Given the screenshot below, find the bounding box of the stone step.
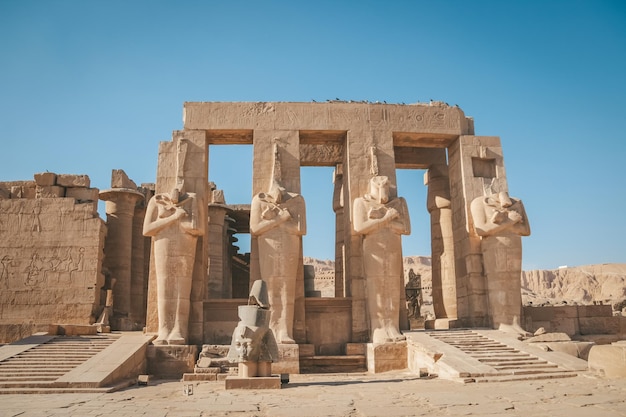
[471,371,578,383]
[0,378,133,394]
[2,358,84,367]
[459,347,516,352]
[13,354,96,359]
[0,372,65,381]
[0,376,59,382]
[0,386,114,394]
[480,360,549,367]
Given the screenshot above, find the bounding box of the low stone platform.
[225,375,282,390]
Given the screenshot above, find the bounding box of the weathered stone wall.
[0,173,106,343]
[523,305,625,337]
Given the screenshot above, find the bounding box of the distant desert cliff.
[304,256,626,320]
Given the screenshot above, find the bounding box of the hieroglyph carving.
[353,176,411,343]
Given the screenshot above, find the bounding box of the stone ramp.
[407,329,588,383]
[0,332,154,393]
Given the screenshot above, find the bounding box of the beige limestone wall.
[0,173,105,343]
[523,305,621,336]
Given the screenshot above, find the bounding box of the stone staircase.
[424,329,579,383]
[0,333,153,394]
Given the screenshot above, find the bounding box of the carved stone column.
[332,164,345,297]
[100,188,144,330]
[425,164,457,327]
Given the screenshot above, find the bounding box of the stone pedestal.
[147,345,198,379]
[271,344,300,374]
[425,318,460,330]
[366,341,407,373]
[99,188,144,331]
[225,376,281,389]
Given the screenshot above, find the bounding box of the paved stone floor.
[2,371,626,417]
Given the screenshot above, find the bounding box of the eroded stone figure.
[470,191,530,331]
[143,186,202,345]
[227,280,279,377]
[250,180,306,344]
[353,176,411,344]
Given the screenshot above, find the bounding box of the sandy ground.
[2,370,626,417]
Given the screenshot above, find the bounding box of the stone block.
[50,324,98,336]
[579,317,620,335]
[577,304,613,318]
[147,345,199,378]
[298,344,315,357]
[552,306,578,319]
[36,185,65,198]
[346,343,366,356]
[111,169,137,189]
[224,376,281,389]
[56,174,90,188]
[34,172,57,186]
[65,187,100,202]
[526,332,571,343]
[538,341,594,361]
[588,344,626,378]
[366,341,407,373]
[523,306,555,322]
[22,185,36,199]
[550,318,578,336]
[271,344,299,374]
[182,373,217,382]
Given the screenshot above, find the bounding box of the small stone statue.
[353,175,411,344]
[227,280,279,378]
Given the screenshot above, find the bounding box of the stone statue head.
[268,181,286,204]
[368,176,392,204]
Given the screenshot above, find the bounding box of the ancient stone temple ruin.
[2,101,623,389]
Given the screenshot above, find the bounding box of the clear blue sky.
[1,1,624,270]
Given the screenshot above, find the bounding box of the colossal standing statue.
[353,175,411,344]
[143,139,203,345]
[470,191,530,330]
[250,144,306,344]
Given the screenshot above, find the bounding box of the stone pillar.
[332,164,345,297]
[425,164,458,327]
[448,135,508,328]
[207,204,229,298]
[251,129,306,343]
[100,188,144,330]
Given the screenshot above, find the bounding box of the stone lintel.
[183,102,469,136]
[394,147,447,169]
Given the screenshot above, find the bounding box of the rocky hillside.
[522,263,626,307]
[303,257,626,318]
